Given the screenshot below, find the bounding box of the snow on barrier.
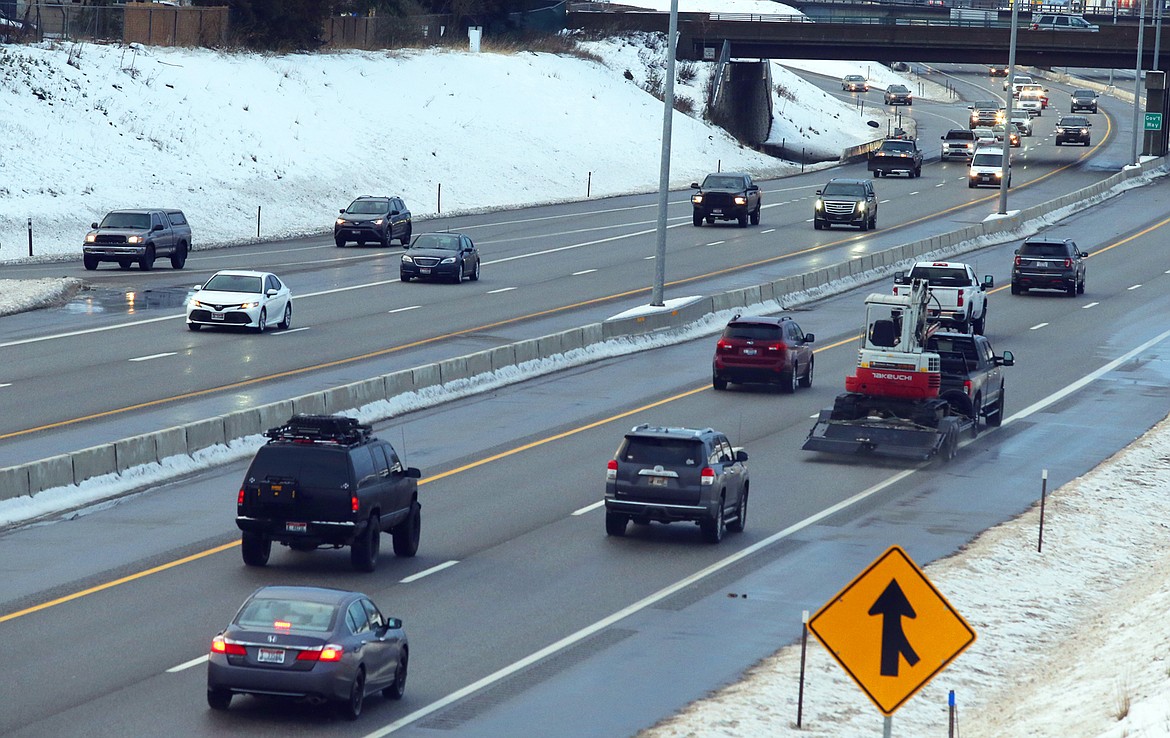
[1,154,1167,504]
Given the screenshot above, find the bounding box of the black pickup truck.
[235,415,422,572]
[929,332,1014,432]
[869,138,923,178]
[690,172,762,227]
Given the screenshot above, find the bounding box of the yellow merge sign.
[808,545,975,716]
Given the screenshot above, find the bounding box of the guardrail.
[4,154,1166,504]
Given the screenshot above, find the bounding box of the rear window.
[247,445,350,488]
[1019,242,1069,257]
[619,437,702,467]
[722,323,782,341]
[236,597,338,633]
[908,267,969,286]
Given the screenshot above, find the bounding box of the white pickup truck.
[893,261,994,334]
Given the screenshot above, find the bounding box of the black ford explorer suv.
[814,177,878,231]
[604,424,749,544]
[236,415,422,572]
[1055,115,1092,146]
[1011,236,1088,295]
[83,208,191,271]
[690,172,761,227]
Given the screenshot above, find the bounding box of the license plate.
[420,268,431,274]
[211,312,225,321]
[712,209,723,215]
[742,348,758,356]
[285,521,307,533]
[648,477,668,487]
[257,648,286,664]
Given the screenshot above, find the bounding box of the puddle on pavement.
[61,286,194,315]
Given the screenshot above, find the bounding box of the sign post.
[808,545,976,717]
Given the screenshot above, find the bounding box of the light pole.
[650,0,680,307]
[998,0,1022,214]
[1133,0,1148,165]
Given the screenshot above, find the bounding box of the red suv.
[712,316,815,393]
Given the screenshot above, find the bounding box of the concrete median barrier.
[29,454,73,495]
[116,434,158,473]
[73,444,116,485]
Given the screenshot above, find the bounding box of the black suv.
[1011,236,1088,295]
[236,415,422,572]
[1070,89,1098,113]
[884,84,913,105]
[335,196,412,248]
[604,425,749,543]
[814,178,878,231]
[1055,116,1092,146]
[712,315,814,392]
[690,172,762,227]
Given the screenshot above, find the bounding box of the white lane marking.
[935,183,945,187]
[1164,269,1170,274]
[810,413,819,419]
[805,218,814,223]
[1082,302,1099,309]
[167,654,208,673]
[760,228,776,234]
[487,287,517,294]
[572,269,597,276]
[1128,284,1142,290]
[272,327,310,335]
[708,241,725,246]
[879,199,891,204]
[644,255,655,260]
[367,326,1170,738]
[572,500,604,516]
[0,383,10,388]
[129,352,176,362]
[399,560,459,583]
[1030,322,1049,330]
[388,305,421,314]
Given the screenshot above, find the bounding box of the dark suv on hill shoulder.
[1011,236,1088,295]
[712,315,815,393]
[814,177,878,231]
[1070,89,1099,113]
[335,196,412,248]
[604,424,749,544]
[236,415,422,572]
[690,172,762,227]
[1055,116,1092,145]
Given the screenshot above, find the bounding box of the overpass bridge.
[568,9,1153,68]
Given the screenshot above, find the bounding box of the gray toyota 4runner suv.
[604,424,749,543]
[84,208,191,271]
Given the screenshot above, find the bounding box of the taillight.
[351,496,359,513]
[237,488,245,505]
[1064,258,1072,268]
[211,636,247,656]
[700,467,715,486]
[956,291,964,307]
[1014,256,1021,266]
[606,459,618,481]
[716,339,732,353]
[964,379,973,397]
[297,645,344,662]
[767,342,788,353]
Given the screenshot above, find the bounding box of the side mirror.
[998,350,1015,367]
[91,222,99,229]
[815,190,822,196]
[339,208,345,214]
[1079,251,1088,258]
[1014,248,1020,255]
[193,284,203,290]
[405,467,422,479]
[389,209,399,215]
[385,617,403,630]
[893,271,908,284]
[265,288,278,297]
[735,449,749,463]
[941,135,947,140]
[690,182,700,190]
[749,184,759,192]
[982,275,995,289]
[804,333,815,343]
[152,223,164,232]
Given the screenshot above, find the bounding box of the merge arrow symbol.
[868,578,920,676]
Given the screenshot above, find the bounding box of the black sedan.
[400,232,481,284]
[207,586,408,720]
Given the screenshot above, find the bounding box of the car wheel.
[813,219,824,230]
[139,245,155,271]
[350,516,380,572]
[1078,276,1086,294]
[1011,282,1021,295]
[968,181,975,188]
[278,302,292,330]
[693,213,703,227]
[860,217,869,232]
[914,166,922,178]
[254,308,267,334]
[1067,281,1078,297]
[452,262,464,285]
[339,668,365,721]
[335,238,346,248]
[170,242,188,269]
[987,387,1005,427]
[799,356,814,388]
[869,214,877,230]
[469,259,480,281]
[712,373,728,391]
[207,689,232,711]
[383,651,408,700]
[737,212,748,228]
[392,501,421,557]
[782,368,797,394]
[400,225,412,246]
[874,170,883,178]
[241,533,270,567]
[728,489,748,533]
[750,206,760,226]
[970,394,982,438]
[379,233,390,248]
[973,309,986,335]
[83,254,99,271]
[400,273,411,282]
[701,497,725,544]
[605,511,628,537]
[187,322,201,331]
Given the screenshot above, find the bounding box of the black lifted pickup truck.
[235,414,422,572]
[690,172,762,228]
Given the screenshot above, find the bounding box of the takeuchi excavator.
[802,278,979,461]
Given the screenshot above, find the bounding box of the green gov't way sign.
[1145,112,1163,131]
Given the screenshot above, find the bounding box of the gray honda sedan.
[207,585,408,720]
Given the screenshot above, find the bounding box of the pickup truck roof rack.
[264,414,372,447]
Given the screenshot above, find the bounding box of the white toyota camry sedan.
[187,270,292,333]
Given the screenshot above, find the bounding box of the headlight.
[1081,128,1088,134]
[815,199,823,211]
[127,235,143,244]
[242,301,260,309]
[691,194,703,205]
[857,202,866,212]
[440,257,456,265]
[373,218,384,225]
[734,196,747,206]
[994,172,1002,178]
[336,218,346,226]
[85,233,96,243]
[192,300,204,309]
[401,254,414,264]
